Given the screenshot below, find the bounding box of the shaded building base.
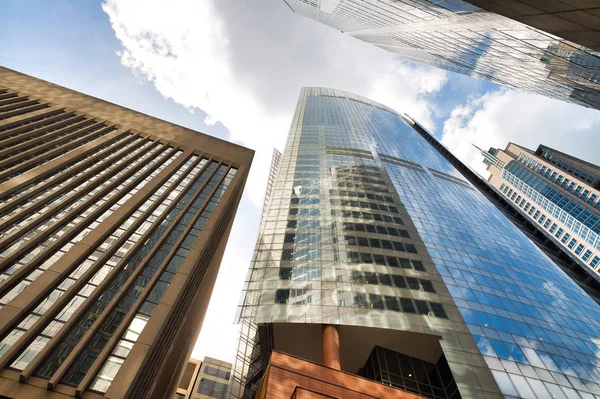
[255,351,424,399]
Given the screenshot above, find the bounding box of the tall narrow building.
[0,67,253,399]
[479,143,600,278]
[282,0,600,110]
[232,88,600,399]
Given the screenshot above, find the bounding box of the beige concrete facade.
[484,142,600,277]
[0,67,253,399]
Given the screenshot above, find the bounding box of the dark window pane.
[392,275,406,288]
[275,289,289,304]
[364,272,378,284]
[400,298,415,313]
[415,300,430,315]
[406,277,420,290]
[420,280,435,293]
[385,296,400,311]
[430,303,447,318]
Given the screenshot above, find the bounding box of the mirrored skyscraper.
[282,0,600,110]
[232,88,600,399]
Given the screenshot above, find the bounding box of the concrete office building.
[0,67,253,399]
[231,88,600,399]
[174,356,233,399]
[479,142,600,278]
[282,0,600,110]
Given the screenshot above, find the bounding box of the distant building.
[0,67,253,399]
[174,357,232,399]
[283,0,600,110]
[480,142,600,277]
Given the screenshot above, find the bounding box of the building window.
[582,250,592,262]
[204,365,231,381]
[197,379,228,399]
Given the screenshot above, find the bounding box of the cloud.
[101,0,447,365]
[441,88,600,178]
[101,0,448,207]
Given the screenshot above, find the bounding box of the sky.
[1,0,599,364]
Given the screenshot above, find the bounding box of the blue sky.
[2,0,599,363]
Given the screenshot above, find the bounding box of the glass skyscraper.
[282,0,600,111]
[233,88,600,399]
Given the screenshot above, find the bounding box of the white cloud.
[441,88,600,178]
[100,0,446,365]
[101,0,447,206]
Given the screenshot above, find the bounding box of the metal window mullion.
[0,150,192,372]
[0,118,103,171]
[0,102,50,121]
[0,108,67,138]
[0,135,149,251]
[0,122,117,183]
[83,165,233,395]
[0,114,84,158]
[40,156,214,388]
[0,139,161,265]
[0,134,138,218]
[0,145,178,299]
[0,134,145,235]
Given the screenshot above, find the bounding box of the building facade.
[232,87,600,399]
[174,356,232,399]
[282,0,600,110]
[0,67,253,399]
[480,142,600,279]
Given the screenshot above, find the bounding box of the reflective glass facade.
[283,0,600,110]
[235,88,600,399]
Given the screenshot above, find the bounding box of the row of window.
[329,189,394,203]
[0,111,78,152]
[330,199,399,213]
[0,106,64,134]
[0,120,116,185]
[501,183,599,269]
[347,251,424,270]
[0,134,135,221]
[0,140,161,260]
[88,166,236,393]
[0,147,180,309]
[538,151,597,185]
[0,152,191,370]
[0,96,46,121]
[502,165,599,250]
[518,152,598,206]
[36,160,219,382]
[345,236,418,254]
[274,288,447,318]
[336,210,404,225]
[335,181,391,194]
[1,116,93,162]
[342,222,410,238]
